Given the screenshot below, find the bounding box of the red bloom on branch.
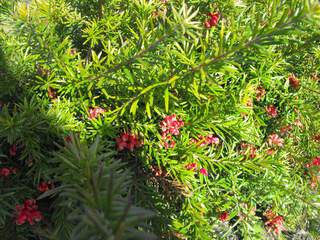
[312,156,320,166]
[206,135,220,145]
[160,114,184,136]
[265,105,278,118]
[160,114,184,149]
[0,168,10,177]
[116,132,141,151]
[199,168,208,176]
[268,133,284,147]
[185,163,197,171]
[266,148,275,155]
[264,210,285,235]
[88,107,106,120]
[9,144,17,157]
[64,135,72,143]
[38,181,54,193]
[161,134,176,149]
[191,134,219,147]
[204,12,220,28]
[15,199,43,225]
[219,211,229,222]
[288,74,300,89]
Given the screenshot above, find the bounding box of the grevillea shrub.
[0,0,320,239]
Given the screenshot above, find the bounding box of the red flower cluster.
[313,156,320,166]
[64,135,72,143]
[199,168,208,176]
[160,114,184,149]
[88,107,106,120]
[306,156,320,168]
[240,143,257,159]
[265,105,278,118]
[204,12,220,28]
[191,134,219,147]
[38,181,54,193]
[116,132,141,151]
[160,114,184,136]
[256,86,266,101]
[9,144,17,156]
[0,167,17,177]
[288,74,300,89]
[266,148,275,156]
[16,199,43,225]
[185,162,197,171]
[185,163,208,176]
[264,210,285,235]
[218,211,229,222]
[268,133,284,147]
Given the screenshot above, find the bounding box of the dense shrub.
[0,0,320,239]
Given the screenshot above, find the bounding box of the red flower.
[256,86,266,101]
[38,181,53,193]
[88,107,106,120]
[312,156,320,166]
[185,163,197,171]
[268,133,284,147]
[16,199,43,225]
[264,210,285,235]
[0,168,10,177]
[160,114,184,136]
[206,135,220,145]
[9,144,17,157]
[64,135,72,143]
[199,168,208,176]
[266,148,275,155]
[116,132,141,151]
[218,211,229,222]
[288,74,300,89]
[163,139,176,149]
[265,105,278,118]
[191,134,219,147]
[160,115,184,149]
[265,215,285,235]
[204,12,220,28]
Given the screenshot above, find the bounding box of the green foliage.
[39,136,156,240]
[0,0,319,239]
